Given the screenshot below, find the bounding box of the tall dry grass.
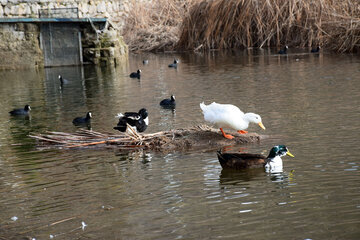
[123,0,359,53]
[177,0,360,52]
[122,0,197,52]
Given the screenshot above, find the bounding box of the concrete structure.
[0,0,130,30]
[0,1,130,69]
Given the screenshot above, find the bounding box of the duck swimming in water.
[114,108,149,133]
[200,102,265,139]
[72,112,92,125]
[217,145,294,172]
[9,105,31,116]
[168,59,179,68]
[278,45,288,54]
[311,46,321,53]
[130,69,141,79]
[160,95,176,108]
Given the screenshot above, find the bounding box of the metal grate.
[39,8,79,18]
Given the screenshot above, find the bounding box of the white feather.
[144,117,149,125]
[265,156,283,173]
[127,115,140,121]
[116,113,124,118]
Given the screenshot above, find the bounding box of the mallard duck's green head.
[267,145,294,159]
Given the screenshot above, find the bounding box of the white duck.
[200,102,265,139]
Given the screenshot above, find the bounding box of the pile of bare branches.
[122,0,198,52]
[28,125,219,150]
[29,128,167,149]
[177,0,360,52]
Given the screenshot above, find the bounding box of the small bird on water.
[130,69,141,79]
[168,59,179,68]
[278,45,288,54]
[72,112,92,125]
[9,105,31,116]
[160,95,176,108]
[311,46,321,53]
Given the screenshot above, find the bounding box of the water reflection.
[219,168,265,185]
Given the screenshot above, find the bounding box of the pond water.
[0,50,359,239]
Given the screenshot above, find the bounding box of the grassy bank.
[123,0,360,53]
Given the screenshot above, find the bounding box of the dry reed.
[177,0,360,52]
[28,125,216,149]
[122,0,197,52]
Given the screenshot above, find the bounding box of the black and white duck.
[217,145,294,172]
[311,46,321,53]
[160,95,176,108]
[278,45,288,54]
[9,105,31,116]
[114,108,149,133]
[168,59,179,68]
[130,69,141,79]
[72,112,92,125]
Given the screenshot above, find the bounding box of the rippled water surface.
[0,50,360,239]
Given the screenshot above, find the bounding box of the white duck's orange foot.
[237,130,248,134]
[220,128,235,139]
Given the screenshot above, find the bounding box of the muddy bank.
[30,125,266,152]
[138,126,264,151]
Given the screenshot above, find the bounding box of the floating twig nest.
[29,124,265,151]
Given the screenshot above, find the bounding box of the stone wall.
[0,0,131,68]
[0,0,131,30]
[0,23,44,69]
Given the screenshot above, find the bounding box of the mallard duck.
[278,45,288,54]
[130,69,141,79]
[72,112,92,125]
[168,59,179,68]
[9,105,31,116]
[311,46,321,53]
[217,145,294,172]
[200,102,265,139]
[160,95,176,108]
[114,108,148,133]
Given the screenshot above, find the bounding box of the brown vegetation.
[178,0,360,52]
[123,0,360,53]
[122,0,197,52]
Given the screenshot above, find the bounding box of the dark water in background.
[0,50,359,239]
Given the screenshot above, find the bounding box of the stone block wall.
[0,0,132,68]
[0,23,43,69]
[0,0,131,30]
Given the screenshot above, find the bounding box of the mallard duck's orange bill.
[286,151,295,157]
[258,122,266,130]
